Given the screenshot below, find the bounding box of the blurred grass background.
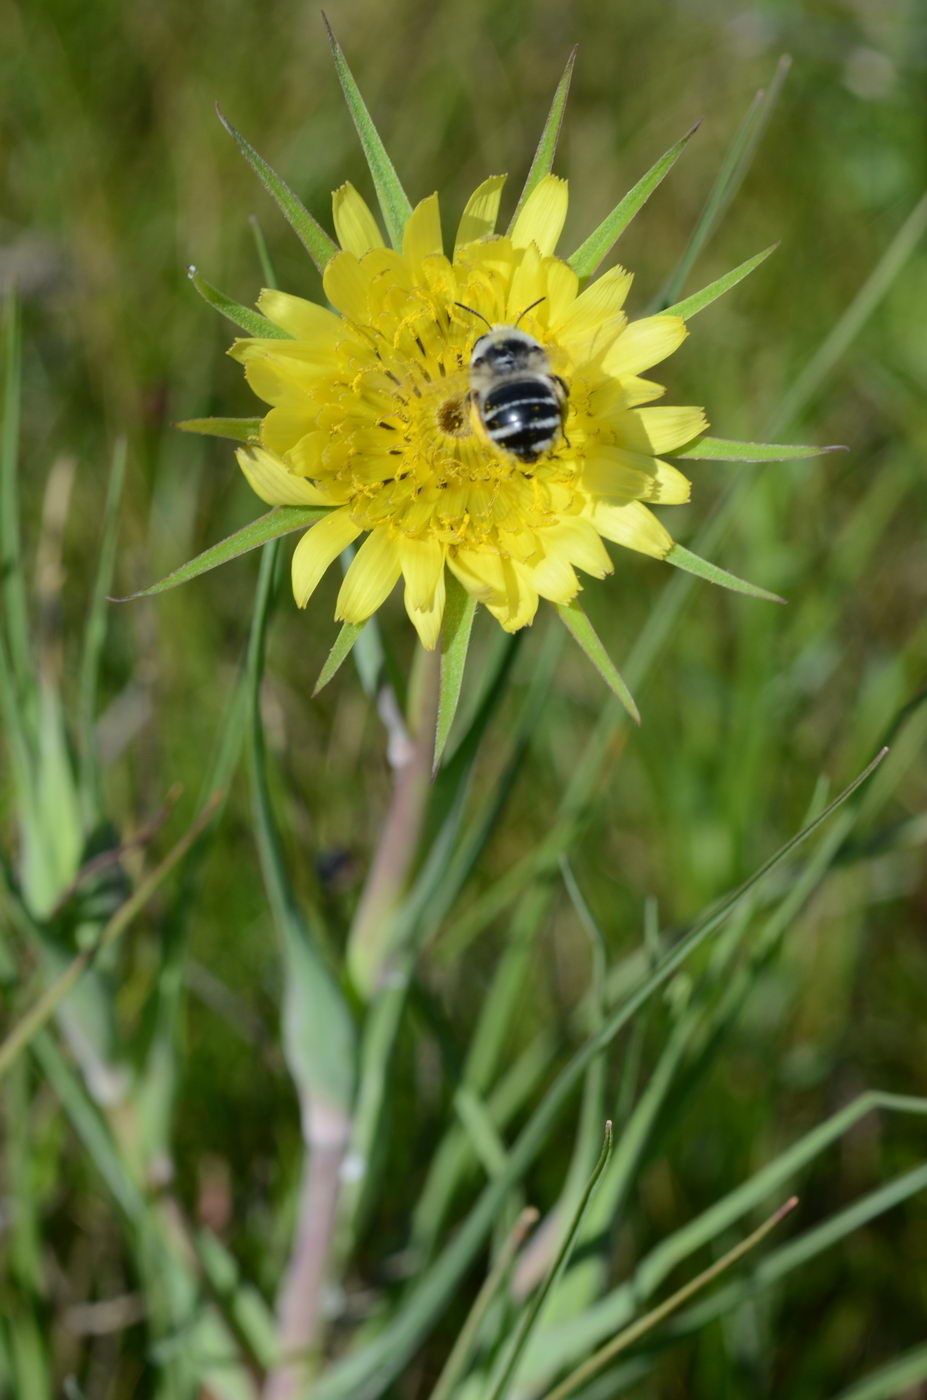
[1,0,926,1396]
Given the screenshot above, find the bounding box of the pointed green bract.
[568,123,700,280]
[323,16,412,249]
[508,46,577,230]
[665,543,785,603]
[556,601,640,724]
[114,506,328,600]
[217,107,338,272]
[177,416,262,442]
[679,436,842,462]
[434,577,477,771]
[187,267,289,338]
[662,244,777,318]
[314,620,369,696]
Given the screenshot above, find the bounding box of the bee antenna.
[454,301,493,331]
[515,297,546,327]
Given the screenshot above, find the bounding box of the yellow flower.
[230,175,706,649]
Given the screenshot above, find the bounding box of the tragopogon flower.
[230,176,706,649]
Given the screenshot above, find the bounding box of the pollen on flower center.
[436,393,470,438]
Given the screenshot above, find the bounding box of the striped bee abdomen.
[481,379,563,463]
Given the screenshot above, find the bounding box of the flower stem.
[346,645,441,998]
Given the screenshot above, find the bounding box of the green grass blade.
[78,437,126,807]
[540,1199,797,1400]
[313,752,886,1400]
[679,436,842,463]
[664,543,785,603]
[430,1209,540,1400]
[187,266,290,337]
[557,600,640,722]
[831,1343,927,1400]
[434,576,477,772]
[114,506,327,600]
[568,123,700,280]
[217,107,338,271]
[486,1124,614,1400]
[314,620,369,695]
[658,55,791,307]
[0,798,221,1081]
[323,15,412,249]
[668,1163,927,1342]
[772,191,927,432]
[0,295,32,708]
[249,214,278,288]
[177,416,262,442]
[661,244,777,318]
[536,1089,927,1373]
[508,47,577,229]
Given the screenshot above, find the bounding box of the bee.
[457,299,568,464]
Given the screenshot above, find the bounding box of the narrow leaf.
[658,55,791,308]
[323,15,412,249]
[247,542,356,1114]
[556,601,640,724]
[434,576,477,771]
[187,266,289,337]
[508,47,577,229]
[568,123,700,280]
[311,750,887,1400]
[665,543,785,604]
[217,107,338,272]
[78,438,126,804]
[1,294,32,700]
[832,1342,927,1400]
[679,436,843,463]
[540,1198,798,1400]
[114,506,327,601]
[0,798,221,1081]
[177,416,262,442]
[314,620,369,695]
[662,244,777,318]
[249,214,278,288]
[772,190,927,434]
[487,1124,614,1400]
[430,1209,540,1400]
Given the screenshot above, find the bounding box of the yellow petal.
[403,553,447,650]
[256,289,343,342]
[332,182,385,256]
[236,446,331,506]
[543,257,579,326]
[335,527,402,622]
[454,175,507,254]
[589,500,673,559]
[526,549,579,605]
[447,548,507,604]
[618,405,708,455]
[262,403,318,456]
[510,175,569,256]
[323,251,370,322]
[582,446,691,504]
[403,193,444,264]
[558,264,633,338]
[484,561,539,630]
[291,509,362,608]
[601,314,687,378]
[399,536,445,611]
[541,517,613,578]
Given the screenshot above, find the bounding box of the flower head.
[231,175,705,648]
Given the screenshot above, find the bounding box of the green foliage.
[2,7,927,1400]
